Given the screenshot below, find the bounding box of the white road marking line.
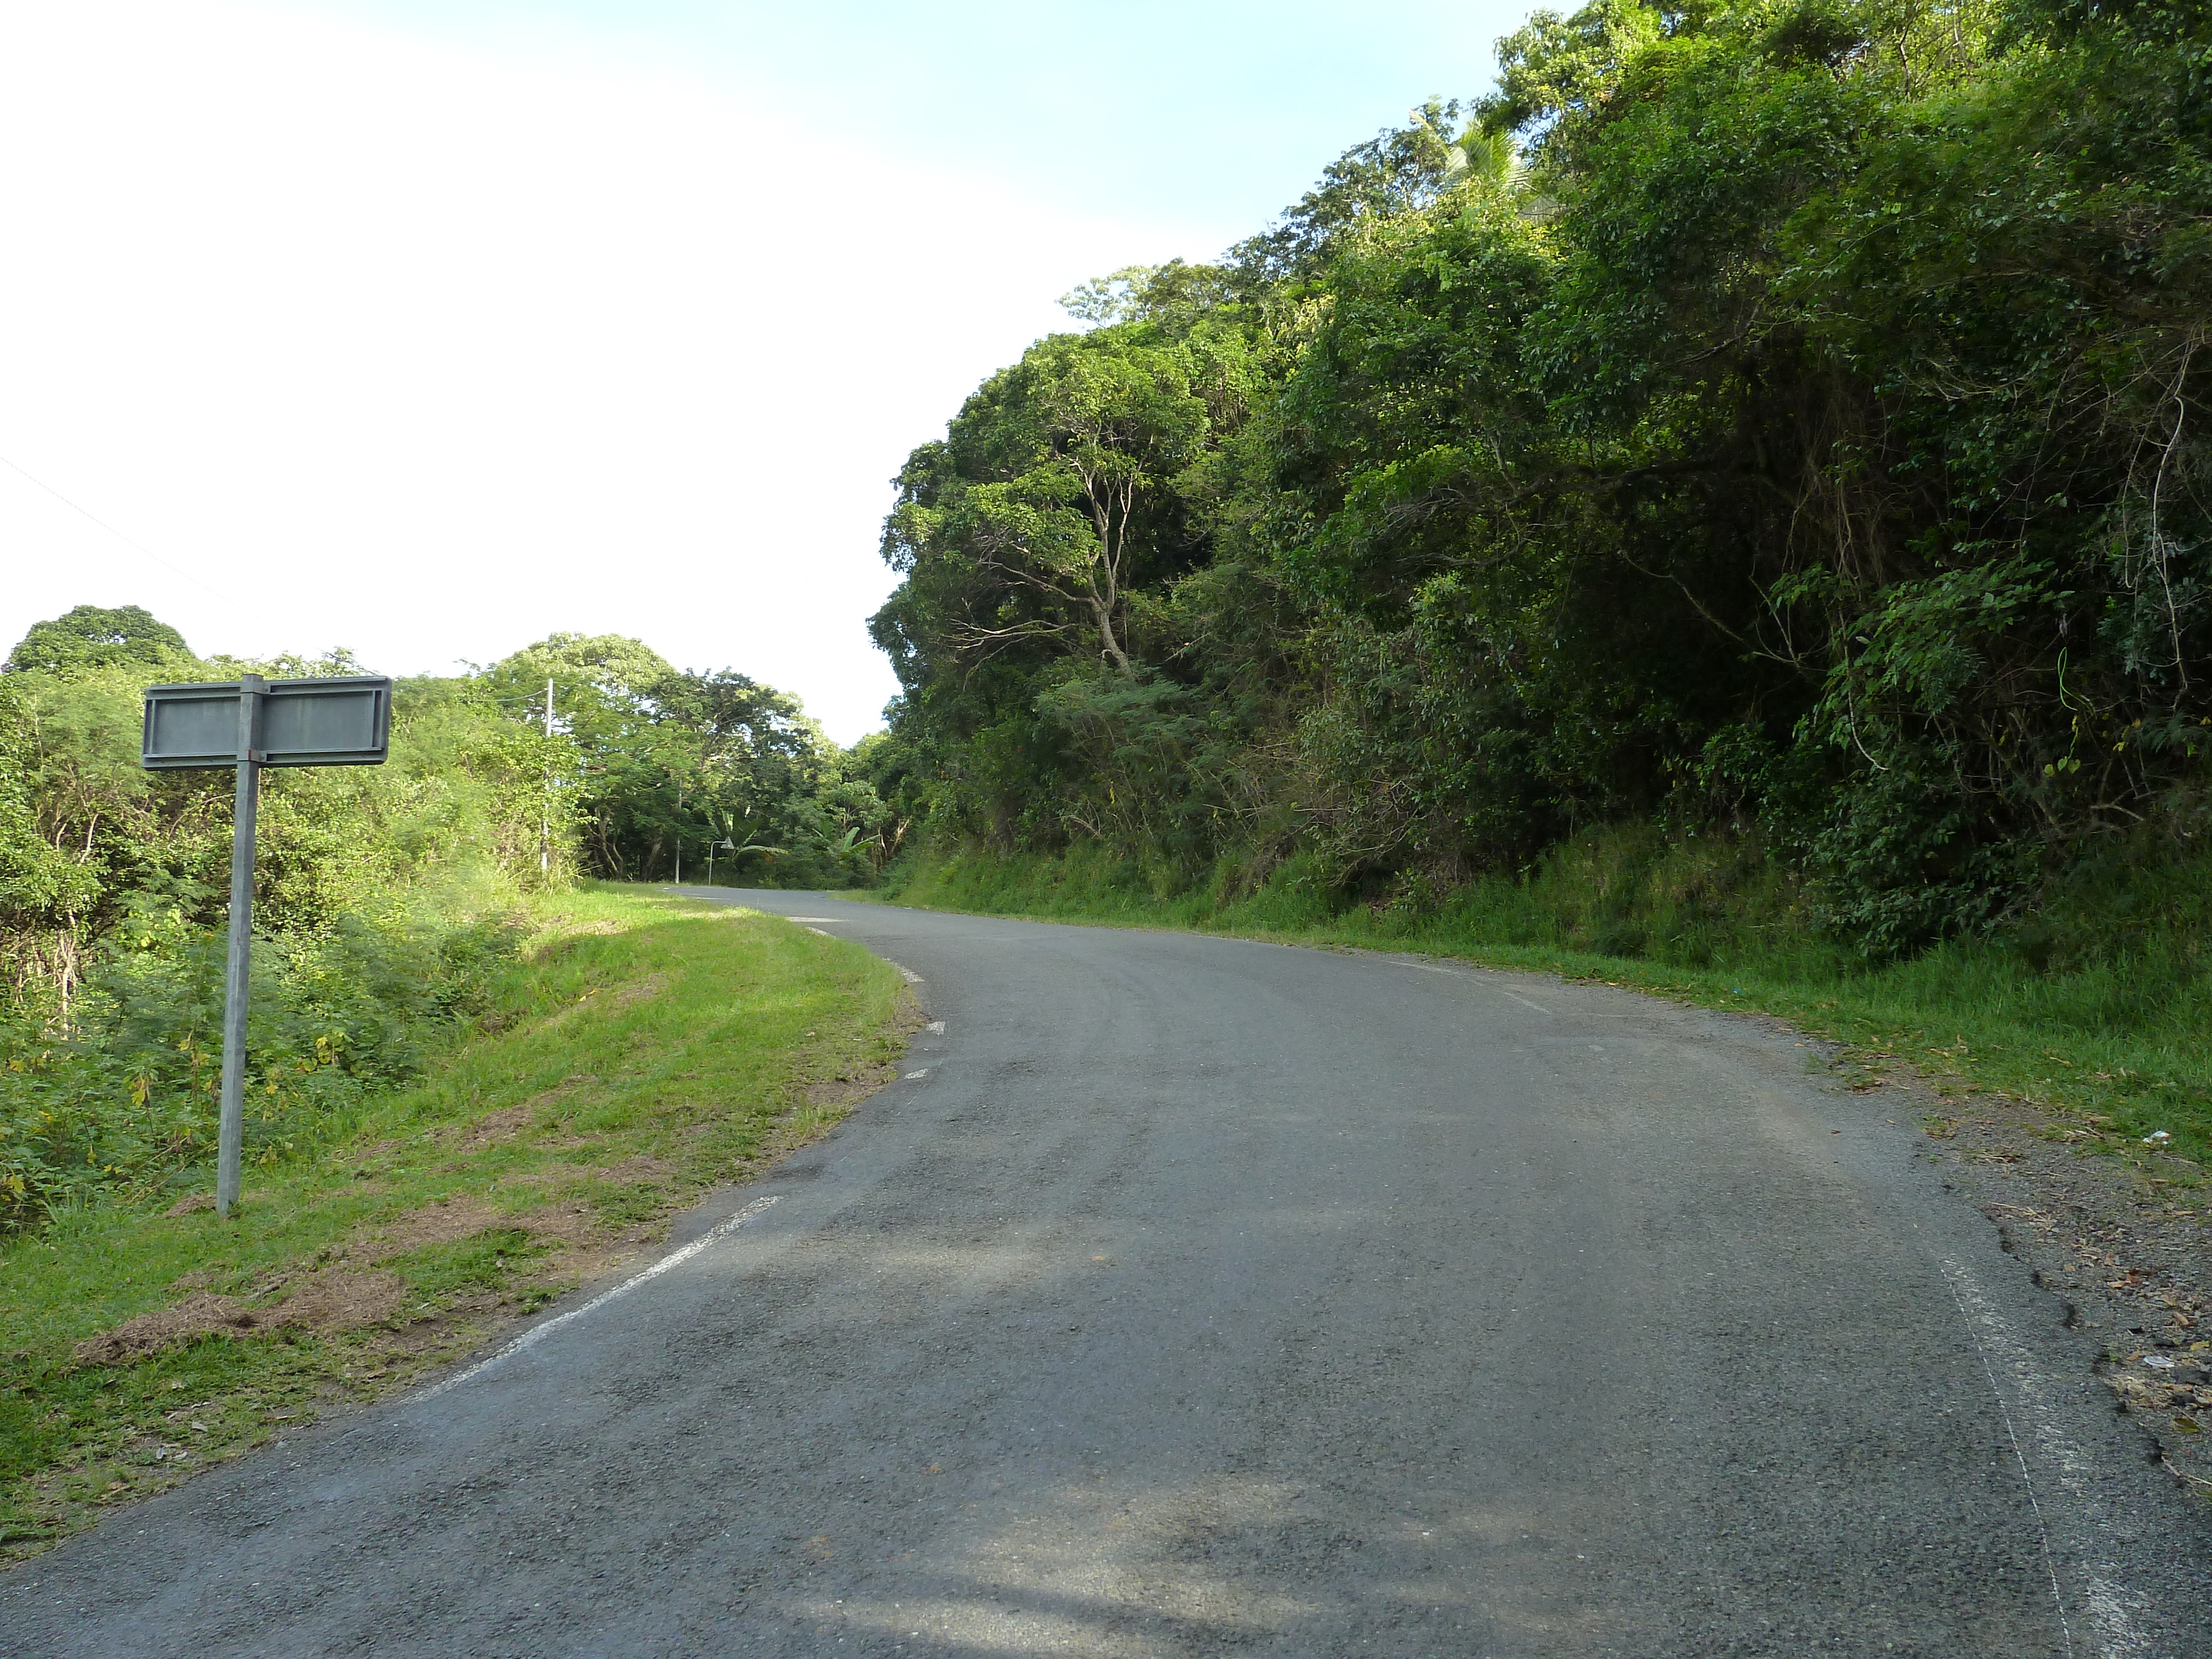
[904,1070,930,1080]
[411,1195,782,1401]
[806,927,833,937]
[1386,959,1553,1015]
[888,961,922,984]
[789,916,838,923]
[925,1021,946,1034]
[1939,1256,2157,1659]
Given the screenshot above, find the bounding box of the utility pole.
[540,677,554,880]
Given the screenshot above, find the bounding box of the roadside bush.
[0,900,524,1228]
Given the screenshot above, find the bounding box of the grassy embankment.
[0,884,910,1561]
[879,827,2212,1176]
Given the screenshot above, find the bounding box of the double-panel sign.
[140,671,394,1217]
[142,676,393,769]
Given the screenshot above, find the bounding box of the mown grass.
[877,829,2212,1178]
[0,883,910,1561]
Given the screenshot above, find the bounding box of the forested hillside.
[869,0,2212,962]
[0,605,886,1228]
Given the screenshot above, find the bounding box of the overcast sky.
[0,0,1526,742]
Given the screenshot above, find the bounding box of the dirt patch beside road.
[1911,1086,2212,1499]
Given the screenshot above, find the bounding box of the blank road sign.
[141,685,247,768]
[142,676,392,769]
[257,678,392,765]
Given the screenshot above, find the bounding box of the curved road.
[8,893,2208,1656]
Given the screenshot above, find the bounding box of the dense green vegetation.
[478,631,899,888]
[0,605,888,1230]
[869,0,2212,1053]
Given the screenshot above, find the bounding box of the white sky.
[0,1,1520,742]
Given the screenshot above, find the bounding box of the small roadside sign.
[142,674,394,1216]
[143,675,390,769]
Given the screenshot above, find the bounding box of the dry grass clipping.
[349,1194,503,1262]
[71,1270,406,1366]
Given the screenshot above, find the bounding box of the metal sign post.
[143,674,392,1216]
[217,676,264,1215]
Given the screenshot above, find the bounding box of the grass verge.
[875,833,2212,1183]
[0,883,912,1562]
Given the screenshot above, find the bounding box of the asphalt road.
[8,893,2209,1657]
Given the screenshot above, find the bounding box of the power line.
[0,451,220,597]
